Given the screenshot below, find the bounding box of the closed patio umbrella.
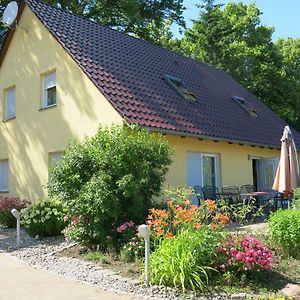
[273,126,300,200]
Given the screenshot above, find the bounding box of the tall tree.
[0,0,185,47]
[179,0,300,131]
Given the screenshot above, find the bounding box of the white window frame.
[42,71,56,108]
[187,152,220,189]
[4,86,16,120]
[0,159,9,192]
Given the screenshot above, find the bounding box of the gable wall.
[0,6,123,201]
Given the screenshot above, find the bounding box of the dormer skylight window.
[232,96,258,117]
[165,75,197,101]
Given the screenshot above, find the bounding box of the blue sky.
[175,0,300,40]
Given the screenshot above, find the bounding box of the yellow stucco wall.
[0,6,123,201]
[165,135,280,188]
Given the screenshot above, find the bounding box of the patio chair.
[240,184,256,194]
[202,185,220,201]
[222,185,240,204]
[193,186,204,206]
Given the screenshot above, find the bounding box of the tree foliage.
[178,0,300,131]
[49,126,171,248]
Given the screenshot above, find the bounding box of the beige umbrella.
[273,126,300,197]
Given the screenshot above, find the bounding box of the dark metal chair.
[222,185,240,204]
[193,186,204,206]
[202,185,220,201]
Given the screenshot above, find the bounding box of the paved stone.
[0,253,140,300]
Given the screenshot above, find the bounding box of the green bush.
[21,198,66,238]
[269,209,300,258]
[0,197,29,228]
[292,187,300,209]
[150,227,224,291]
[49,125,171,249]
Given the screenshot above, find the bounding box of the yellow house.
[0,0,299,202]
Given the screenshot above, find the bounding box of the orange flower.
[172,219,179,226]
[194,223,202,229]
[203,199,216,211]
[165,232,174,239]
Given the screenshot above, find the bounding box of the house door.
[253,157,279,191]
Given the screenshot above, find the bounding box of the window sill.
[2,117,16,123]
[0,190,9,193]
[39,104,57,111]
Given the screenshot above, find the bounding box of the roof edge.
[142,126,282,150]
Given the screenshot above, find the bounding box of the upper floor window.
[4,87,15,120]
[165,75,197,101]
[43,71,56,108]
[0,159,9,192]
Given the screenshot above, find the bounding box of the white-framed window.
[0,159,9,192]
[187,152,220,189]
[4,87,15,120]
[43,71,56,108]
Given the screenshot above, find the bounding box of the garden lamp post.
[11,209,20,247]
[138,224,150,287]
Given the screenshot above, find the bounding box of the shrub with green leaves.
[269,209,300,258]
[292,187,300,209]
[150,227,224,291]
[21,198,66,238]
[49,125,171,249]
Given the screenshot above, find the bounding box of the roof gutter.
[140,126,281,150]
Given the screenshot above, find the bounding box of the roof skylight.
[165,75,197,101]
[232,96,258,117]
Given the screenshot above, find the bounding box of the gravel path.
[0,228,263,300]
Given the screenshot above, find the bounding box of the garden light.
[11,208,20,247]
[138,224,150,287]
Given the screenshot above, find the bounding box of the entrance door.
[254,158,278,191]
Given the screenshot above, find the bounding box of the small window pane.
[0,160,9,192]
[43,72,56,107]
[5,88,15,119]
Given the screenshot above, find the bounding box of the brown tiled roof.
[5,0,300,148]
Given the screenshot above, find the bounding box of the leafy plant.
[215,235,272,275]
[150,227,223,291]
[292,187,300,209]
[21,198,66,238]
[0,197,29,228]
[147,198,229,240]
[49,125,171,249]
[269,209,300,258]
[218,197,265,225]
[120,236,144,262]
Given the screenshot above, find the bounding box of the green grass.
[82,251,111,264]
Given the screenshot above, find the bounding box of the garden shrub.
[292,187,300,209]
[215,235,272,275]
[21,198,66,238]
[150,227,224,291]
[147,198,229,240]
[0,197,28,228]
[269,209,300,258]
[49,125,171,249]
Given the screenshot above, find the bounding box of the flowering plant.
[0,197,29,228]
[147,199,229,239]
[216,235,272,274]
